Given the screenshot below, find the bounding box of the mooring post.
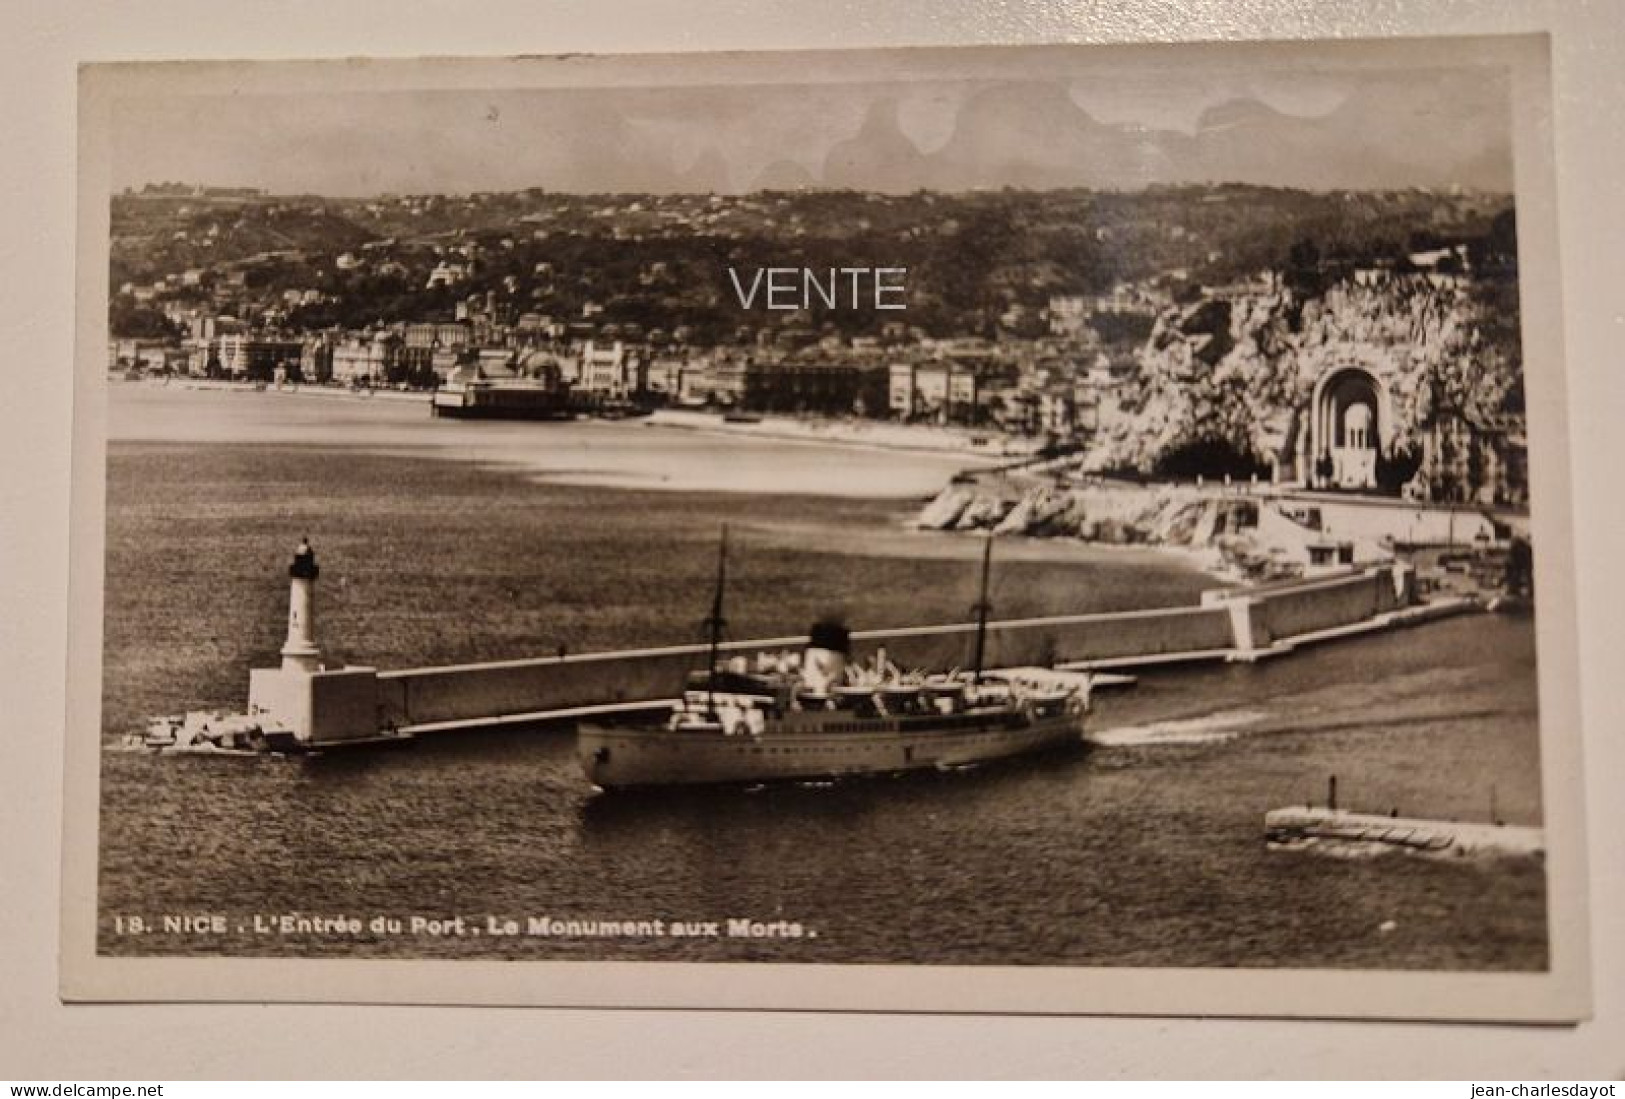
[1328,774,1338,812]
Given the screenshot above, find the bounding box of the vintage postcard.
[62,34,1590,1019]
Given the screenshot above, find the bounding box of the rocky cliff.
[918,480,1298,578]
[1087,273,1524,501]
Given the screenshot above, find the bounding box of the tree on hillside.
[1283,237,1327,306]
[109,300,182,339]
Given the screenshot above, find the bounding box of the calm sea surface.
[97,385,1548,969]
[106,383,986,496]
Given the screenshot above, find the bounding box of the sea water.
[94,386,1548,969]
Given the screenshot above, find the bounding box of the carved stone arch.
[1307,365,1391,490]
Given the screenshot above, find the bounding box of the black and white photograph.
[60,34,1589,1019]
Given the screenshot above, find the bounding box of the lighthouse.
[280,537,323,672]
[248,537,381,746]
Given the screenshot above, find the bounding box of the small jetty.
[1265,806,1543,858]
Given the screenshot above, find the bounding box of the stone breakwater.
[917,479,1293,579]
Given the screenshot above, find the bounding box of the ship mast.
[704,525,729,718]
[971,534,993,684]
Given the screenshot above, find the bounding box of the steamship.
[577,533,1090,790]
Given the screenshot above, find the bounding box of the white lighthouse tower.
[281,536,323,672]
[247,537,381,746]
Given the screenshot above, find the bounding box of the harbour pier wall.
[1254,571,1393,640]
[1204,563,1414,655]
[357,562,1421,737]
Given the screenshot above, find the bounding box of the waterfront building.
[887,362,916,418]
[430,346,463,381]
[330,332,402,386]
[645,354,694,403]
[397,343,434,382]
[404,322,472,350]
[185,341,211,376]
[107,338,177,372]
[739,359,884,416]
[577,340,646,398]
[888,360,982,425]
[188,314,246,342]
[211,334,305,381]
[300,335,334,385]
[398,322,473,383]
[685,355,748,407]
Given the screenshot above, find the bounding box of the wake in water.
[1088,702,1531,751]
[1086,708,1266,747]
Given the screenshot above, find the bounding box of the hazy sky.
[109,58,1513,196]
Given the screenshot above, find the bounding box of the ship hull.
[431,405,574,421]
[578,710,1083,789]
[430,388,573,420]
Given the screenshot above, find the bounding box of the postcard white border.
[59,34,1590,1024]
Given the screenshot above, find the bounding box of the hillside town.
[107,183,1526,507]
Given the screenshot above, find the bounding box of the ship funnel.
[803,619,851,694]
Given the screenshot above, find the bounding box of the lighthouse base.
[248,664,382,745]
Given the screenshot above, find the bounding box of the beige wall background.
[2,0,1621,1079]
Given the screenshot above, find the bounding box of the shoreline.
[108,383,974,498]
[116,377,1040,464]
[643,407,1040,463]
[122,375,430,404]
